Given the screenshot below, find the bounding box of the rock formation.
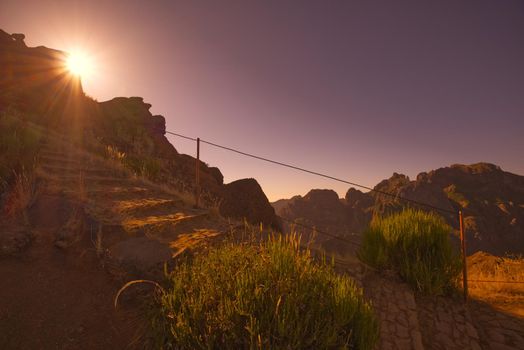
[219,178,281,231]
[275,189,369,254]
[0,29,278,229]
[274,163,524,256]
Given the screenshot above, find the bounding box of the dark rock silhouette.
[375,163,524,255]
[0,29,277,229]
[274,163,524,256]
[275,189,369,253]
[0,29,82,126]
[220,178,281,231]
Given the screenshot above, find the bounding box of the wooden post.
[195,137,201,208]
[459,210,468,302]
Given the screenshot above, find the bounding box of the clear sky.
[2,0,523,201]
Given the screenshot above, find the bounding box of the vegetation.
[123,155,161,179]
[0,110,43,218]
[468,252,524,300]
[359,209,462,295]
[150,234,378,349]
[101,144,161,180]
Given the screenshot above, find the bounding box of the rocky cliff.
[0,29,279,229]
[274,163,524,256]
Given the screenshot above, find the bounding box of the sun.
[65,50,94,78]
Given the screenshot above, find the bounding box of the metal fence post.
[195,137,200,208]
[459,210,468,302]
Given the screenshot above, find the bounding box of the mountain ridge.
[273,162,524,256]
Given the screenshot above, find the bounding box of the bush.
[151,235,378,349]
[0,111,42,193]
[359,209,462,295]
[123,155,161,179]
[100,144,162,180]
[2,168,38,220]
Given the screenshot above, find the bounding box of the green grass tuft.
[150,234,378,349]
[0,111,42,219]
[0,110,42,197]
[359,209,462,295]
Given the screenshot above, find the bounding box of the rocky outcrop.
[278,189,346,227]
[274,189,369,248]
[345,187,374,208]
[95,97,176,157]
[386,163,524,255]
[0,29,83,124]
[1,29,281,231]
[275,163,524,256]
[219,178,281,230]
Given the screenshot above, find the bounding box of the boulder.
[219,178,281,230]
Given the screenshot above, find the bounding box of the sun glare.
[66,50,94,78]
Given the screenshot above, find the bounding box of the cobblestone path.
[416,295,481,350]
[356,269,524,350]
[470,300,524,350]
[362,272,424,350]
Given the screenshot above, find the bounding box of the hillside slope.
[0,28,279,229]
[0,126,232,348]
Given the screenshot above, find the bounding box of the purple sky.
[2,0,523,201]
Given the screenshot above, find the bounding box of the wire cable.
[466,279,524,284]
[279,216,362,247]
[168,130,456,214]
[201,138,456,214]
[166,131,197,142]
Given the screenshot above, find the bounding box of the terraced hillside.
[44,139,226,256]
[0,132,229,348]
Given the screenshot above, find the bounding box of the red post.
[195,137,201,208]
[459,210,468,302]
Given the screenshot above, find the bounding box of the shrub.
[150,235,378,349]
[101,144,162,180]
[2,167,38,220]
[359,209,462,295]
[104,144,126,162]
[0,109,42,209]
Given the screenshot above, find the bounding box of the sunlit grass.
[0,110,42,218]
[149,234,379,349]
[359,209,462,295]
[468,252,524,298]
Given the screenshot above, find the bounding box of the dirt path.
[0,227,137,349]
[1,136,227,349]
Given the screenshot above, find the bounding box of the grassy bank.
[149,234,378,349]
[359,209,462,295]
[0,110,43,218]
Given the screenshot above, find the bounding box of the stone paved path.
[362,272,424,350]
[470,300,524,350]
[416,295,481,350]
[351,267,524,350]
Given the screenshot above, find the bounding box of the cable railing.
[167,131,456,215]
[279,216,363,248]
[165,130,524,293]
